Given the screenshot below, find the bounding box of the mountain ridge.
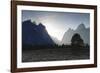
[22,20,90,47]
[61,23,90,45]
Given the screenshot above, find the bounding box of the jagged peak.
[68,28,73,31]
[38,23,45,28]
[66,28,74,32]
[23,19,31,23]
[77,23,86,30]
[22,20,46,31]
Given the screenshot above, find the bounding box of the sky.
[22,10,90,41]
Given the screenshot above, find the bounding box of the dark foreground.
[22,48,90,62]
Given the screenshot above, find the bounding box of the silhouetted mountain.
[61,23,90,45]
[22,20,55,46]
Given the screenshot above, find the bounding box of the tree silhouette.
[71,33,84,47]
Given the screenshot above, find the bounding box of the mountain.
[61,28,74,45]
[75,24,90,45]
[22,20,55,46]
[51,36,61,45]
[61,23,90,45]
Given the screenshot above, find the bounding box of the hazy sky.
[22,10,90,41]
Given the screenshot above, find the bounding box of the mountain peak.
[23,19,31,23]
[66,28,74,33]
[38,23,45,28]
[77,23,86,30]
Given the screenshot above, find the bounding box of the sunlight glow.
[37,15,67,41]
[43,22,65,41]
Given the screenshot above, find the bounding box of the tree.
[71,33,84,47]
